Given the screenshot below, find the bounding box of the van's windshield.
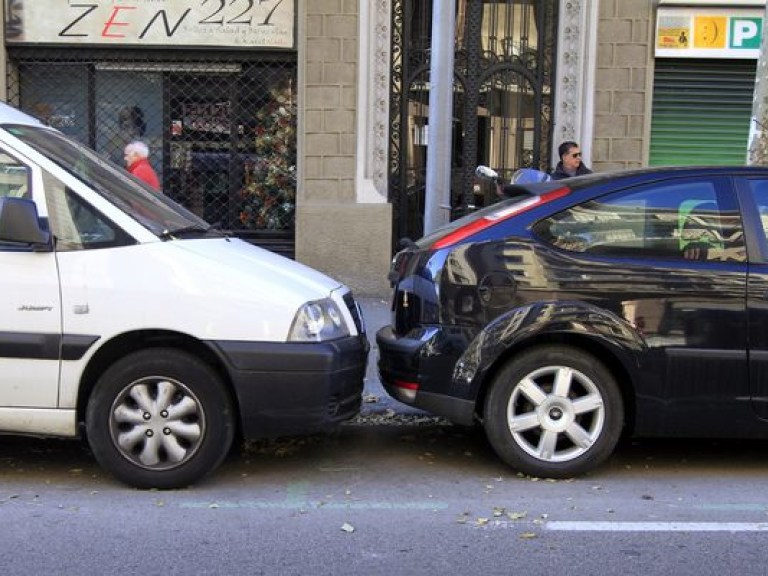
[5,124,215,238]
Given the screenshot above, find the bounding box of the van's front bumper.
[209,335,369,438]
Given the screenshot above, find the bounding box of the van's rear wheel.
[484,345,623,479]
[86,349,234,489]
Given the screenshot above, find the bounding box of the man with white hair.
[124,140,160,192]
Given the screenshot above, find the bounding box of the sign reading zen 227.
[4,0,295,49]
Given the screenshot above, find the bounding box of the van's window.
[0,151,29,199]
[42,171,129,251]
[5,124,216,239]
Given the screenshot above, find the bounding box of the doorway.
[388,0,559,243]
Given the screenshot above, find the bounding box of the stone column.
[296,0,392,297]
[552,0,599,165]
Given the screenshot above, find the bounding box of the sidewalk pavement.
[356,295,428,417]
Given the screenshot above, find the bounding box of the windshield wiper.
[159,225,216,240]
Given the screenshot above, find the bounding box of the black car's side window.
[747,179,768,243]
[534,180,745,263]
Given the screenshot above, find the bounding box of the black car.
[377,166,768,478]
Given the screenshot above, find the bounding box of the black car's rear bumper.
[376,325,475,425]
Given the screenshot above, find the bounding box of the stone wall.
[593,0,655,171]
[296,1,392,297]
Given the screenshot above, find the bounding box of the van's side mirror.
[0,196,51,249]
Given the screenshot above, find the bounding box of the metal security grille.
[389,0,558,243]
[650,59,756,167]
[5,47,297,257]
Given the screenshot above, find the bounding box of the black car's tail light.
[392,379,419,402]
[431,187,571,250]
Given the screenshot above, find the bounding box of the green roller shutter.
[650,59,756,166]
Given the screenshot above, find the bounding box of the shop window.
[10,55,297,257]
[19,63,89,143]
[95,71,164,183]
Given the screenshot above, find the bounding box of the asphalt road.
[2,298,768,575]
[2,424,768,575]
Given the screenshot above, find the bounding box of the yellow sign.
[658,27,690,49]
[693,16,727,48]
[657,7,762,58]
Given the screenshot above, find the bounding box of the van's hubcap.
[109,378,205,470]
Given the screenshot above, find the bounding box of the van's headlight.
[288,298,350,342]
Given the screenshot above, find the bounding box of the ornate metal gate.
[389,0,558,243]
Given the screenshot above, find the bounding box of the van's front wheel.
[86,349,234,489]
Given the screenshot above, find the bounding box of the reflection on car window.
[7,124,209,237]
[534,180,745,263]
[42,170,125,251]
[748,179,768,242]
[0,151,29,199]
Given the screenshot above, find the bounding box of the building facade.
[1,1,763,296]
[594,0,764,172]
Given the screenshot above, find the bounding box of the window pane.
[535,181,745,263]
[95,71,163,181]
[42,171,124,251]
[0,152,29,198]
[19,63,89,143]
[748,180,768,243]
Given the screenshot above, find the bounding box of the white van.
[0,102,368,488]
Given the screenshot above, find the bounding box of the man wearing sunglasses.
[551,141,593,180]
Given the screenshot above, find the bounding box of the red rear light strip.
[394,380,419,390]
[431,186,570,249]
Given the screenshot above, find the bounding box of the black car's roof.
[417,165,768,250]
[554,165,768,189]
[501,165,768,198]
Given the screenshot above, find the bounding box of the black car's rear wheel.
[484,345,623,478]
[86,349,234,489]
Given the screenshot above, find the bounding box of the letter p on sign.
[730,18,761,49]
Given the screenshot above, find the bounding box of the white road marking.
[179,500,448,511]
[546,521,768,532]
